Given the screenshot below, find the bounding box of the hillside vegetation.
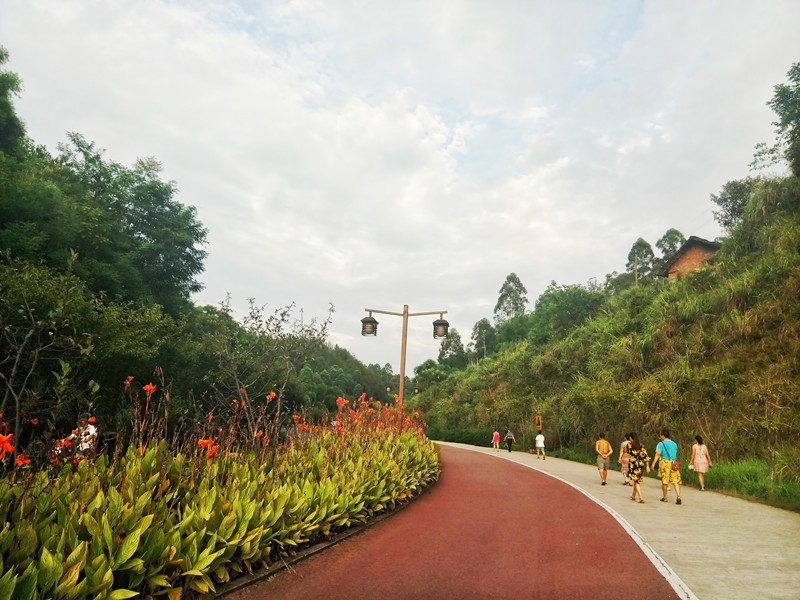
[410,63,800,493]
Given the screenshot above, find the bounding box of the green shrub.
[0,400,439,597]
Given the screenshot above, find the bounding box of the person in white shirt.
[535,431,545,460]
[73,412,97,454]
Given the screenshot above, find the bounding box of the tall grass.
[683,459,800,512]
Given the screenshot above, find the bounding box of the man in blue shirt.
[651,429,682,505]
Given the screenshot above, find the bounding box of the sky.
[1,1,797,374]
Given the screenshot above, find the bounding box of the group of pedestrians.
[492,429,516,453]
[490,426,713,502]
[608,429,713,504]
[491,428,546,459]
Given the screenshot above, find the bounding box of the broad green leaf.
[146,574,170,588]
[112,528,141,570]
[64,541,87,570]
[53,563,80,598]
[38,546,62,593]
[0,569,16,600]
[107,589,138,599]
[63,578,88,600]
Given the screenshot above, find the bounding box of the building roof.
[659,236,721,277]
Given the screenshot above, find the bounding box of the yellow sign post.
[535,415,542,430]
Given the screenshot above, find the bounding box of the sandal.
[637,499,645,503]
[659,498,669,502]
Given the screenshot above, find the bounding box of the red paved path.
[232,445,681,600]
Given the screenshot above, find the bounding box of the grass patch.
[686,459,800,512]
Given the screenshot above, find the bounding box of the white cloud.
[1,0,798,373]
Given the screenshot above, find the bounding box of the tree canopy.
[754,61,800,177]
[493,272,528,324]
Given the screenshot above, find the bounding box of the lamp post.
[361,305,448,406]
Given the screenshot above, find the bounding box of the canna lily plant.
[0,382,439,598]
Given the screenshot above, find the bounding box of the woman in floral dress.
[627,432,651,503]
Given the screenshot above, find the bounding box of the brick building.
[659,236,721,280]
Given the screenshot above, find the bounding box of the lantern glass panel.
[361,316,378,336]
[432,318,449,339]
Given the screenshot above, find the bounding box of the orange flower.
[88,416,96,424]
[266,391,276,401]
[0,433,14,459]
[142,383,156,396]
[336,396,347,410]
[206,445,219,458]
[197,438,214,448]
[124,375,134,390]
[292,415,300,424]
[31,418,39,426]
[298,422,309,431]
[207,411,214,423]
[15,453,30,468]
[255,430,263,438]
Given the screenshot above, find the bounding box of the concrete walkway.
[442,442,800,600]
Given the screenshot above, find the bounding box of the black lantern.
[361,314,378,336]
[432,317,449,339]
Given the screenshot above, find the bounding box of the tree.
[493,273,528,324]
[0,258,96,449]
[626,238,655,285]
[654,228,686,259]
[753,62,800,177]
[469,318,497,360]
[710,178,762,232]
[653,228,686,274]
[58,134,209,314]
[438,327,468,369]
[529,281,605,344]
[603,270,636,295]
[200,297,333,440]
[0,47,25,156]
[413,359,449,393]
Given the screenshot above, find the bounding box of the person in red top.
[595,432,613,485]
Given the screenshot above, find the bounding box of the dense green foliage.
[0,403,439,598]
[412,63,800,503]
[413,176,800,487]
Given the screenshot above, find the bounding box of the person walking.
[619,433,632,486]
[595,432,613,485]
[651,429,682,505]
[690,435,712,491]
[505,429,516,453]
[491,430,501,452]
[535,431,546,459]
[627,432,650,503]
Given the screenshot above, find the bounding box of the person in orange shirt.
[595,432,613,485]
